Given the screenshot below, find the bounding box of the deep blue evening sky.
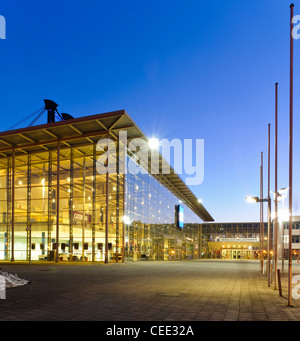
[0,0,299,222]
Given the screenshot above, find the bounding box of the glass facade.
[201,223,268,260]
[0,147,124,262]
[0,139,202,263]
[124,156,201,261]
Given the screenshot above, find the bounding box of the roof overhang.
[0,109,214,222]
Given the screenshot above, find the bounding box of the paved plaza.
[1,259,300,321]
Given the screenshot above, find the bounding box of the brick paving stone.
[1,260,300,321]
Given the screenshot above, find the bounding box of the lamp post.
[267,124,272,286]
[271,190,283,289]
[246,196,272,286]
[247,124,272,286]
[260,152,264,274]
[274,82,279,290]
[279,187,289,272]
[288,2,294,308]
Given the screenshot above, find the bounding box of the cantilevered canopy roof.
[0,110,214,222]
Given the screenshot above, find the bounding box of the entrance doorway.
[222,249,252,260]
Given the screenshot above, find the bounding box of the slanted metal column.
[26,154,32,264]
[69,148,74,261]
[48,152,53,260]
[92,144,96,262]
[11,148,15,262]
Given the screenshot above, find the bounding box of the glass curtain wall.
[124,156,202,261]
[0,143,201,262]
[0,144,124,262]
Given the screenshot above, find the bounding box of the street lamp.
[122,216,131,225]
[246,195,272,286]
[245,196,260,203]
[245,197,270,204]
[278,187,289,272]
[279,187,289,196]
[148,137,160,175]
[271,191,282,203]
[148,138,160,150]
[246,196,273,204]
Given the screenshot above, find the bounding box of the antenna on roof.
[61,113,74,121]
[44,99,59,124]
[5,100,75,131]
[43,100,74,123]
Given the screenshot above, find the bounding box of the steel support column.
[82,157,86,262]
[48,152,53,260]
[55,142,60,263]
[105,135,110,264]
[92,144,96,262]
[6,157,12,261]
[11,148,15,262]
[26,154,32,264]
[69,147,74,261]
[116,140,120,262]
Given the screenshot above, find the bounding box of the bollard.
[277,269,283,297]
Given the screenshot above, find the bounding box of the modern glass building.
[201,222,268,260]
[0,107,213,263]
[281,217,300,260]
[201,219,300,260]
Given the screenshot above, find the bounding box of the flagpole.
[288,3,294,307]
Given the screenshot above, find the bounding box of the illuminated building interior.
[0,109,213,262]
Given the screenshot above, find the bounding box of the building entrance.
[221,249,252,260]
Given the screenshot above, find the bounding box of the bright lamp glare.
[279,187,289,194]
[148,138,160,150]
[246,197,257,203]
[122,216,131,225]
[278,209,289,223]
